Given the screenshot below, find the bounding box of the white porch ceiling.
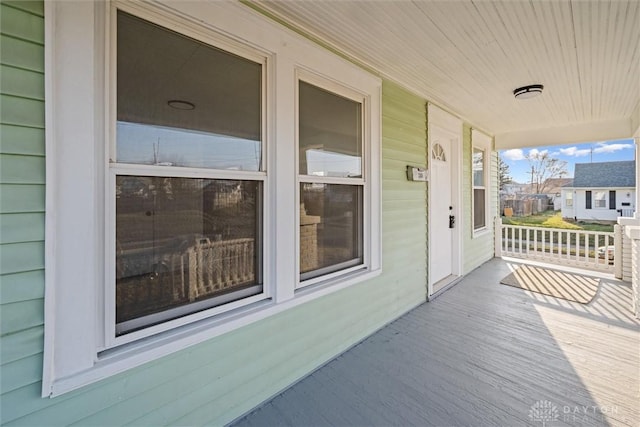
[252,0,640,148]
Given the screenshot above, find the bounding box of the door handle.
[449,215,455,229]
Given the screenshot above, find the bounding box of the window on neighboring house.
[609,190,616,210]
[298,81,364,283]
[473,147,486,230]
[112,11,265,338]
[565,191,573,207]
[594,191,607,208]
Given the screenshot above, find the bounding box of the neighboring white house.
[562,160,636,221]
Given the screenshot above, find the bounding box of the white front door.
[428,105,462,297]
[430,133,454,286]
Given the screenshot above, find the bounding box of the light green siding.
[0,0,47,418]
[462,125,498,274]
[0,5,431,419]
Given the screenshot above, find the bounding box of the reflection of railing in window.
[183,237,255,301]
[116,237,255,323]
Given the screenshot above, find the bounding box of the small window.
[298,81,365,283]
[565,192,573,207]
[473,147,486,230]
[594,191,607,208]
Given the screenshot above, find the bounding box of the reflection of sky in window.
[305,149,361,177]
[473,150,484,186]
[117,122,261,171]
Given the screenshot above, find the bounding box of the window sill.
[473,227,491,239]
[47,267,382,397]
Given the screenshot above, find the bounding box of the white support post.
[635,137,639,219]
[494,217,502,257]
[624,226,640,318]
[614,225,623,279]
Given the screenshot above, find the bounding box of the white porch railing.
[495,218,616,272]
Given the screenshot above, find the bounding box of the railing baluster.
[517,227,522,254]
[584,233,589,263]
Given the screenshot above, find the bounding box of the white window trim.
[43,0,381,398]
[471,129,491,236]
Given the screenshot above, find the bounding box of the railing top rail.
[501,223,614,237]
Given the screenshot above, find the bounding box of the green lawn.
[502,211,614,233]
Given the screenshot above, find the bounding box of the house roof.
[543,178,574,194]
[571,161,636,188]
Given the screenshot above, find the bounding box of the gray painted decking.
[234,258,639,427]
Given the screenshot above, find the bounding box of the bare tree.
[527,151,568,194]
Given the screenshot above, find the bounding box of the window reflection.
[117,11,262,171]
[299,81,362,178]
[473,148,484,187]
[115,176,262,334]
[305,149,362,177]
[117,122,261,170]
[300,183,363,279]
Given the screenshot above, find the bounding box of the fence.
[495,218,617,272]
[501,197,550,217]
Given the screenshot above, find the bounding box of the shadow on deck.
[233,258,639,426]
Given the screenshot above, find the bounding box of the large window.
[298,81,364,283]
[112,11,265,338]
[44,1,381,396]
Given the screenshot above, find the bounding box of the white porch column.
[618,137,640,282]
[633,139,640,220]
[494,217,503,257]
[622,137,640,318]
[624,226,640,319]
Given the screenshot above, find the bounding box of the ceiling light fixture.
[513,84,544,100]
[168,100,195,110]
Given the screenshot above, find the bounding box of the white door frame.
[427,104,463,297]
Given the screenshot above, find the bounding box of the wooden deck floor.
[233,258,639,427]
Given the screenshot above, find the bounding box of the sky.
[500,138,636,184]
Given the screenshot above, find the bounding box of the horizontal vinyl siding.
[462,125,497,274]
[1,13,430,420]
[0,0,47,416]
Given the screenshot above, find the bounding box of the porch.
[234,258,639,426]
